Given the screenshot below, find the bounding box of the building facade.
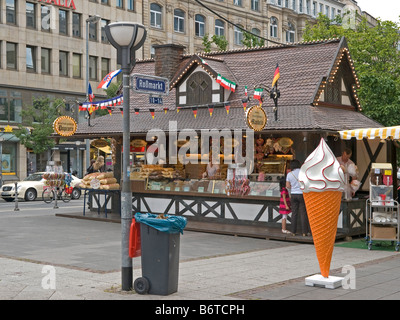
[0,0,375,182]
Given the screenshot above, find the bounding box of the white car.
[0,172,81,201]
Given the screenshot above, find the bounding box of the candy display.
[299,138,345,278]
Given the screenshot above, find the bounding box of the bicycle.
[42,186,72,204]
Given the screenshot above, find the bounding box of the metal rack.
[365,163,400,251]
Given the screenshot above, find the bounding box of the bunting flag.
[217,74,236,92]
[106,106,112,115]
[97,69,121,89]
[134,108,140,115]
[200,58,208,65]
[224,102,230,115]
[192,107,198,118]
[230,81,236,92]
[208,104,214,117]
[119,107,123,116]
[253,88,263,102]
[164,107,168,114]
[177,107,181,113]
[88,83,94,102]
[216,74,222,84]
[241,98,248,111]
[150,109,155,119]
[271,63,280,88]
[244,85,248,96]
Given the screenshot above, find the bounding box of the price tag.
[175,187,180,192]
[165,186,171,191]
[198,187,204,192]
[183,186,190,192]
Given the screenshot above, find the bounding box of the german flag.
[271,64,280,88]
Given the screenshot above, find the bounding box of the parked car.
[0,172,81,202]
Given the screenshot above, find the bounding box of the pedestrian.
[92,155,105,173]
[279,177,291,234]
[286,159,311,236]
[86,159,95,175]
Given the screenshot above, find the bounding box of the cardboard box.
[371,225,397,240]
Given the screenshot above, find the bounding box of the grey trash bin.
[133,213,187,295]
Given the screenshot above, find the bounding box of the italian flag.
[216,74,222,84]
[253,88,263,101]
[220,77,230,90]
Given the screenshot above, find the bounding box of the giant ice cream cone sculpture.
[299,138,345,278]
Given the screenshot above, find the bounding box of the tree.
[242,31,265,48]
[303,13,400,127]
[202,34,228,52]
[14,97,64,154]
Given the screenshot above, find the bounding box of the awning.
[339,126,400,140]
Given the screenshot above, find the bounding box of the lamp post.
[105,21,146,291]
[85,15,101,175]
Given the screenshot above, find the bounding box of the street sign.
[131,74,169,96]
[149,96,163,104]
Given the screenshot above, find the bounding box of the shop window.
[150,3,162,28]
[26,2,36,29]
[195,14,205,37]
[6,0,16,25]
[0,90,22,123]
[174,9,185,33]
[72,12,81,37]
[215,19,224,37]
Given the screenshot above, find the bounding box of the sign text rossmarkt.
[131,74,169,96]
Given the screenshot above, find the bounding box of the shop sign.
[53,116,77,137]
[92,139,109,148]
[246,105,267,131]
[131,139,147,148]
[35,0,76,10]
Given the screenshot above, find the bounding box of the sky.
[356,0,400,23]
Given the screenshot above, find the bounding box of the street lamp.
[85,15,101,176]
[105,21,146,291]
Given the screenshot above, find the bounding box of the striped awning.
[339,126,400,140]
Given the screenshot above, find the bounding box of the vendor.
[202,153,220,179]
[337,148,360,198]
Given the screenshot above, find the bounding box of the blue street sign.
[131,74,169,96]
[149,96,163,104]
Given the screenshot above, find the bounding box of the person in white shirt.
[286,159,311,236]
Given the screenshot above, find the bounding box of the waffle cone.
[303,191,342,278]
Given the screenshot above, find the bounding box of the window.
[72,12,81,37]
[41,5,51,31]
[174,9,185,33]
[319,3,323,13]
[127,0,134,10]
[0,90,22,123]
[251,0,259,11]
[312,1,317,16]
[72,53,81,78]
[215,19,224,36]
[325,5,329,16]
[6,0,16,25]
[89,56,97,80]
[26,45,36,72]
[6,42,17,69]
[286,22,295,43]
[292,0,296,11]
[89,17,98,41]
[26,2,36,29]
[101,19,109,43]
[299,0,303,13]
[59,9,68,35]
[306,0,310,14]
[116,0,123,8]
[284,0,289,8]
[277,0,282,6]
[150,46,155,59]
[233,0,242,6]
[41,48,51,74]
[101,58,110,79]
[331,8,335,19]
[150,3,162,28]
[195,14,205,37]
[337,10,341,17]
[234,25,243,45]
[270,17,278,38]
[101,0,109,4]
[59,51,68,76]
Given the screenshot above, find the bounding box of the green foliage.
[242,31,265,48]
[14,97,64,154]
[202,34,212,53]
[202,34,228,52]
[303,14,400,127]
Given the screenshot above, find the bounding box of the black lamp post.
[105,21,146,291]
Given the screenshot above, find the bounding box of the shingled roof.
[74,37,382,138]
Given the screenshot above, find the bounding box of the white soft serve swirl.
[299,138,345,193]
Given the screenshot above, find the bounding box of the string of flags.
[79,94,123,115]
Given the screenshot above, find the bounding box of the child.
[279,177,292,234]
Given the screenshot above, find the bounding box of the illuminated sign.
[53,116,77,137]
[35,0,76,10]
[245,105,267,131]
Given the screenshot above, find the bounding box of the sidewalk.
[1,240,399,300]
